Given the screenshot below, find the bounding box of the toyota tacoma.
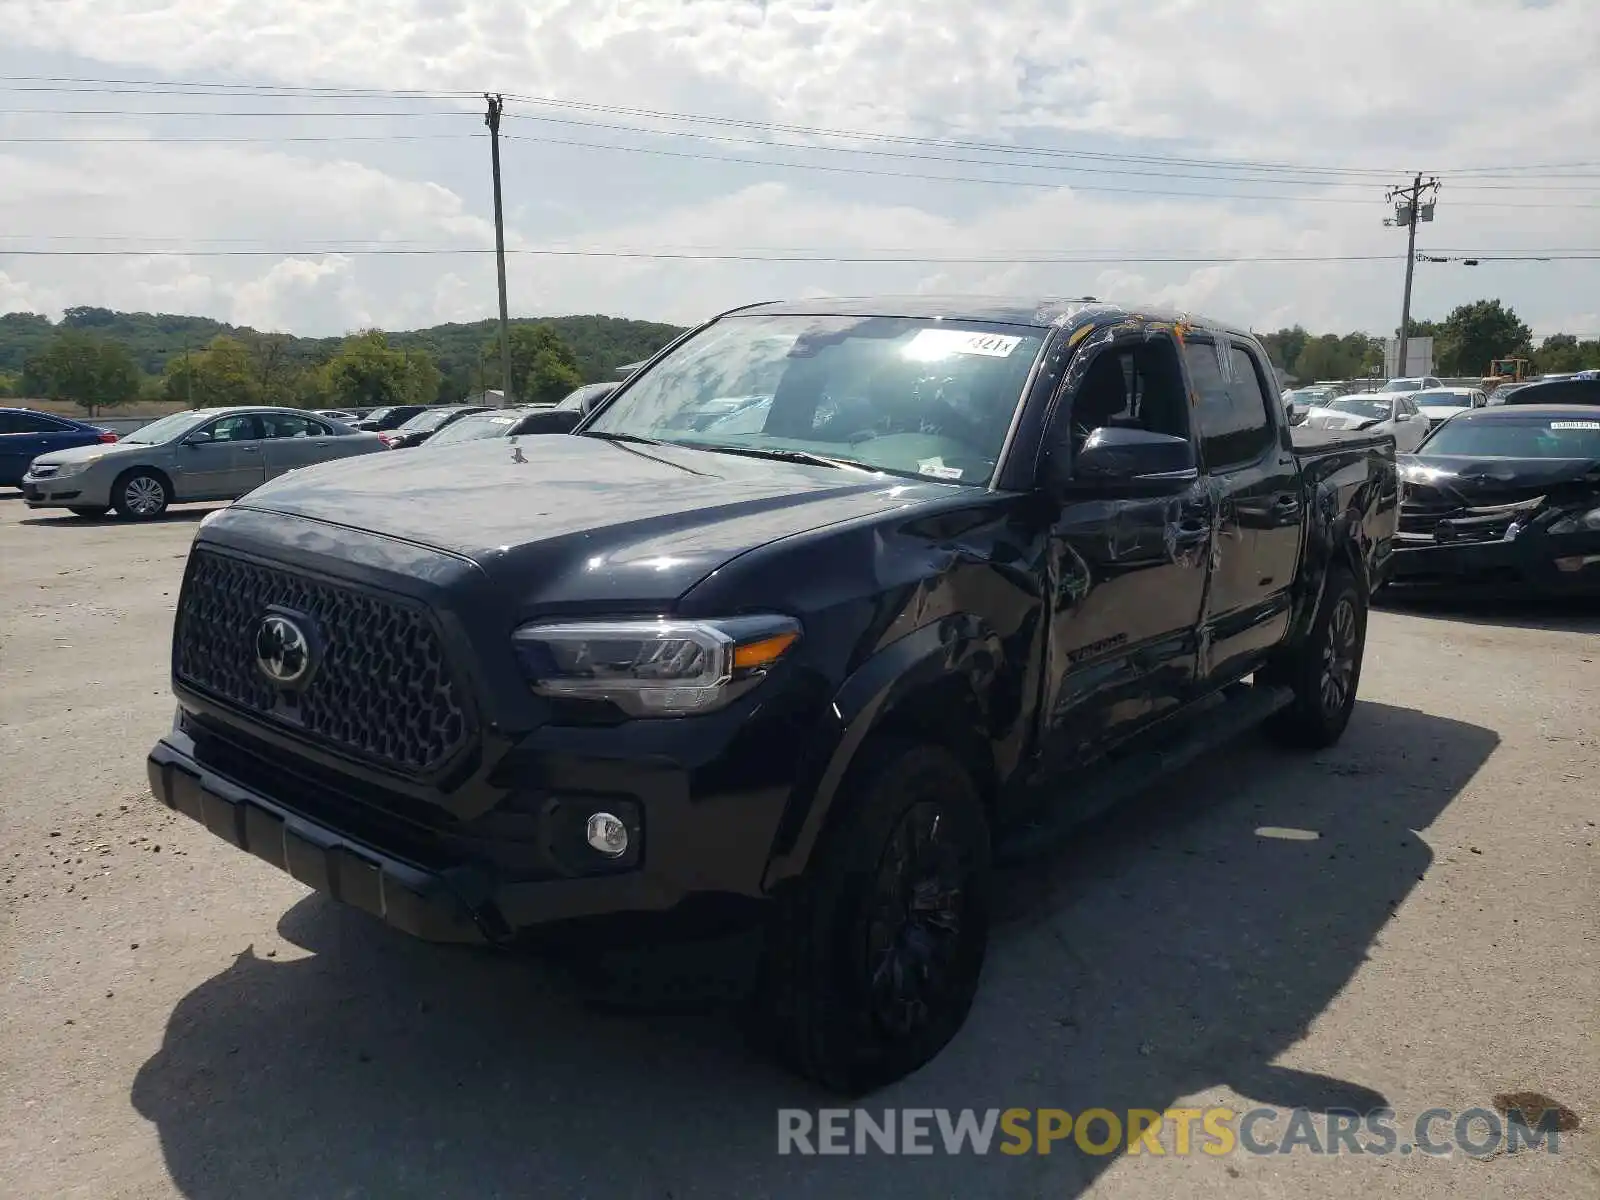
[147,297,1398,1092]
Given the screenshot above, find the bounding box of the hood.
[29,441,138,468]
[227,433,962,605]
[1398,453,1600,501]
[1304,408,1382,431]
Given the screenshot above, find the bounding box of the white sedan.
[1412,386,1487,431]
[1300,392,1431,452]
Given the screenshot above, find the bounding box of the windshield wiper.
[682,443,879,473]
[580,430,664,447]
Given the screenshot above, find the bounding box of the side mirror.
[1053,426,1198,497]
[1395,412,1411,422]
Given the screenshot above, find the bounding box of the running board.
[995,682,1295,866]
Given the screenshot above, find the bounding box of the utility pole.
[1384,174,1441,376]
[484,93,513,407]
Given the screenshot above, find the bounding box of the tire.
[755,741,991,1094]
[110,470,170,520]
[67,506,108,518]
[1262,566,1367,749]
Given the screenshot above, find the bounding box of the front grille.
[174,548,473,775]
[1398,485,1462,539]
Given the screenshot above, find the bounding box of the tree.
[320,329,441,409]
[1533,333,1600,374]
[1435,299,1532,375]
[163,336,263,408]
[24,331,141,414]
[484,323,583,404]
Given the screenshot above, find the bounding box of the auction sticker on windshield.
[1549,421,1600,429]
[905,329,1023,359]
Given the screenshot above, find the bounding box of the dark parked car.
[1496,377,1600,408]
[1388,402,1600,595]
[380,405,492,449]
[421,386,619,448]
[353,405,433,432]
[0,408,117,486]
[147,296,1397,1093]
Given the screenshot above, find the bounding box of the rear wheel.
[1262,566,1367,748]
[67,505,108,518]
[111,470,169,520]
[755,741,991,1094]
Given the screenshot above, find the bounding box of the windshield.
[585,314,1045,485]
[426,411,524,446]
[557,383,614,412]
[1381,378,1425,392]
[1327,398,1390,420]
[1421,416,1600,458]
[122,410,213,444]
[397,407,462,432]
[1417,391,1473,408]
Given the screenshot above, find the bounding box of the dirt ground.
[1,493,1595,1200]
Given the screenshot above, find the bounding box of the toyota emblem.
[255,613,313,687]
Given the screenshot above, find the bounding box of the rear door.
[259,412,338,478]
[1038,330,1213,765]
[175,413,267,498]
[1181,337,1303,682]
[0,412,90,483]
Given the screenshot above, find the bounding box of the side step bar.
[996,682,1295,865]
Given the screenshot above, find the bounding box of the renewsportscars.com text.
[777,1106,1568,1157]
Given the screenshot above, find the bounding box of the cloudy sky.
[0,0,1596,339]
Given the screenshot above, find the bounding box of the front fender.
[760,614,1006,890]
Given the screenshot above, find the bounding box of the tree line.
[0,307,684,414]
[1259,299,1597,384]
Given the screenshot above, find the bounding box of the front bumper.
[1388,526,1600,594]
[21,471,106,507]
[147,726,743,943]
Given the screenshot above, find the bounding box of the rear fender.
[761,615,1003,890]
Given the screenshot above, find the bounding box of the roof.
[720,294,1256,337]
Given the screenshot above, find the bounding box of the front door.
[175,413,266,499]
[1180,337,1302,681]
[1039,331,1213,768]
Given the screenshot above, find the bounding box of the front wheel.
[111,470,169,520]
[1262,566,1367,748]
[755,741,991,1094]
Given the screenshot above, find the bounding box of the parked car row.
[7,384,635,518]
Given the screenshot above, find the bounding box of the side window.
[262,413,327,439]
[10,413,70,433]
[1056,336,1191,456]
[0,413,18,434]
[199,414,261,442]
[1183,342,1275,469]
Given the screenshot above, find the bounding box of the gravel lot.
[1,493,1595,1200]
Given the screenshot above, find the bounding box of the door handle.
[1271,494,1300,509]
[239,446,260,453]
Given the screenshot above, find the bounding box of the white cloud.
[0,1,1595,338]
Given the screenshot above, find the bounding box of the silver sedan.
[21,406,387,519]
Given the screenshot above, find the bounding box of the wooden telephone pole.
[484,93,514,406]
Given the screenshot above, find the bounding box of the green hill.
[0,307,686,402]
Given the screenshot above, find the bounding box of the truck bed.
[1289,425,1395,454]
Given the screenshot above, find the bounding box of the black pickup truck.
[147,296,1398,1092]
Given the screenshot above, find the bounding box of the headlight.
[1548,506,1600,535]
[45,457,97,478]
[512,615,801,717]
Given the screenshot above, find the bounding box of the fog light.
[585,812,629,857]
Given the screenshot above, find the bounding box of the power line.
[495,133,1600,209]
[2,246,1596,263]
[10,72,1600,179]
